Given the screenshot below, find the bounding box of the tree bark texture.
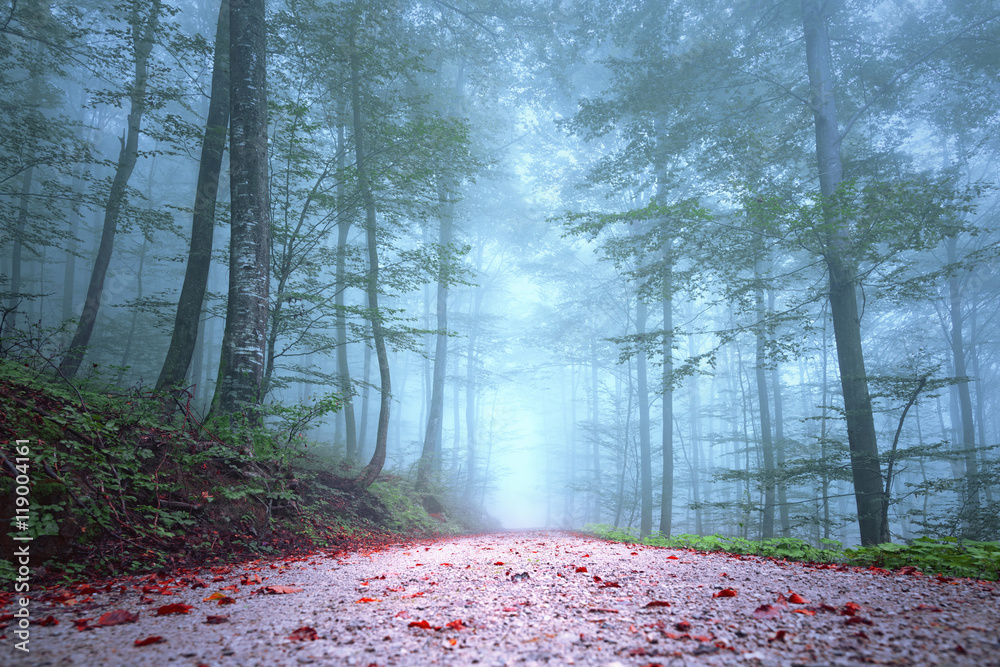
[214,0,269,417]
[801,0,883,545]
[157,0,230,393]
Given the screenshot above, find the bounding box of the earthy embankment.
[5,530,998,666]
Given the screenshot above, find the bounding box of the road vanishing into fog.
[8,530,999,666]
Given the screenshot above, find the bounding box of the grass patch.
[582,523,1000,581]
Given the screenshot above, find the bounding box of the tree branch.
[840,12,1000,142]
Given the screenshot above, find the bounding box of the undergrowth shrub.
[583,523,999,580]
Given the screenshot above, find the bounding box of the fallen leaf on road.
[713,588,738,598]
[96,610,139,627]
[134,636,165,646]
[155,603,194,616]
[288,626,318,641]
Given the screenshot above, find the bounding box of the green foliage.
[583,524,999,580]
[845,537,1000,581]
[369,477,461,536]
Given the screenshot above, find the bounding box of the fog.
[2,0,998,548]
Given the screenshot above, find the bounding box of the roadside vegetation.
[584,523,1000,581]
[0,349,487,585]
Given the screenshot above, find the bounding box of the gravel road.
[5,530,999,666]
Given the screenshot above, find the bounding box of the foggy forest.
[3,0,1000,577]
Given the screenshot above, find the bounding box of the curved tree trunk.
[801,0,883,545]
[156,0,230,394]
[350,19,391,491]
[60,0,160,378]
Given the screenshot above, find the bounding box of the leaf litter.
[6,530,999,666]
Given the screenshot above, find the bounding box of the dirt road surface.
[5,530,998,666]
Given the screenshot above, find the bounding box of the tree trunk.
[60,0,160,378]
[945,235,980,531]
[659,260,673,537]
[463,257,483,501]
[212,0,269,418]
[5,164,33,335]
[350,20,391,490]
[156,0,229,393]
[335,152,358,460]
[416,175,454,491]
[801,0,883,545]
[770,291,790,535]
[754,285,775,539]
[590,332,601,523]
[636,296,653,539]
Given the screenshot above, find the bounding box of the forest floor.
[4,529,998,666]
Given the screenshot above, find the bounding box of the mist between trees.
[2,0,998,547]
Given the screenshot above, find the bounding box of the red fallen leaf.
[441,563,452,567]
[644,600,672,608]
[675,620,692,631]
[787,593,808,604]
[217,596,236,605]
[205,615,230,624]
[156,603,194,616]
[95,610,139,627]
[220,585,239,593]
[667,555,679,560]
[444,619,466,631]
[575,566,588,573]
[914,604,942,612]
[502,606,517,612]
[845,616,873,626]
[752,604,782,620]
[955,644,967,655]
[73,618,93,631]
[189,577,208,589]
[137,596,155,605]
[36,615,59,627]
[713,588,738,598]
[261,585,303,594]
[395,610,410,619]
[493,561,504,566]
[356,597,382,603]
[593,575,602,582]
[408,620,433,630]
[693,634,713,642]
[134,636,165,646]
[899,565,923,576]
[768,630,788,643]
[840,602,861,616]
[819,604,838,613]
[76,586,98,595]
[630,552,639,556]
[601,581,622,588]
[288,626,318,641]
[241,573,263,585]
[792,609,817,616]
[211,576,226,582]
[203,592,228,602]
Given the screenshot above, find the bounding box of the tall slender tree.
[60,0,161,377]
[157,0,230,395]
[212,0,269,417]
